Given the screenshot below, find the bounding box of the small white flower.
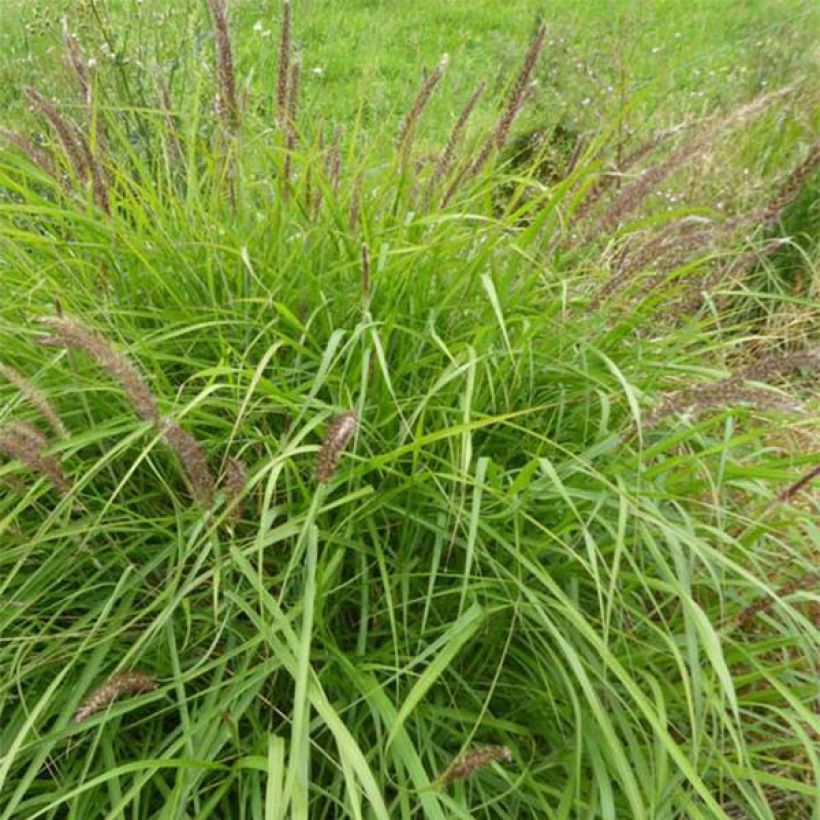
[311,66,325,77]
[581,97,591,106]
[253,20,264,32]
[87,58,97,69]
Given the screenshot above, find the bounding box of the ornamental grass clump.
[0,3,818,817]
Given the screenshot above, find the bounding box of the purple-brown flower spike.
[316,410,358,483]
[74,670,156,723]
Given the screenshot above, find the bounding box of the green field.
[0,1,818,818]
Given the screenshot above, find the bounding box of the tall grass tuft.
[0,7,817,818]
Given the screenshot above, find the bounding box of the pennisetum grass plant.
[0,3,817,818]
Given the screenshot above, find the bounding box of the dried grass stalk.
[207,0,239,132]
[571,124,688,225]
[593,216,715,306]
[24,88,110,215]
[437,745,512,786]
[40,315,216,507]
[37,317,160,424]
[316,410,357,483]
[737,572,819,630]
[396,56,448,152]
[0,363,68,439]
[759,142,820,226]
[161,418,216,507]
[75,670,155,723]
[349,171,362,231]
[276,0,292,127]
[470,24,546,173]
[443,27,544,206]
[0,421,69,494]
[670,238,790,316]
[492,24,546,151]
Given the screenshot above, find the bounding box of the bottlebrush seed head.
[75,670,156,723]
[316,410,357,483]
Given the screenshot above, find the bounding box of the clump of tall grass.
[0,3,817,818]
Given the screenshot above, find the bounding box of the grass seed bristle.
[316,410,358,483]
[396,56,448,153]
[24,87,90,181]
[0,362,68,439]
[37,317,160,424]
[222,455,247,522]
[429,81,484,194]
[161,418,217,508]
[75,670,156,723]
[0,421,69,494]
[276,0,292,127]
[437,745,512,786]
[207,0,239,133]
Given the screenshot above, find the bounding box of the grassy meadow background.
[0,1,818,818]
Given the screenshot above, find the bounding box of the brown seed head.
[0,363,68,439]
[0,421,69,494]
[0,127,59,181]
[24,87,90,181]
[430,81,484,195]
[396,56,448,152]
[222,455,247,522]
[37,317,160,424]
[316,410,358,483]
[62,21,91,106]
[75,670,155,723]
[161,418,216,508]
[206,0,239,132]
[437,745,513,786]
[276,0,292,127]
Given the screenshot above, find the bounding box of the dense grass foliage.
[0,2,818,818]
